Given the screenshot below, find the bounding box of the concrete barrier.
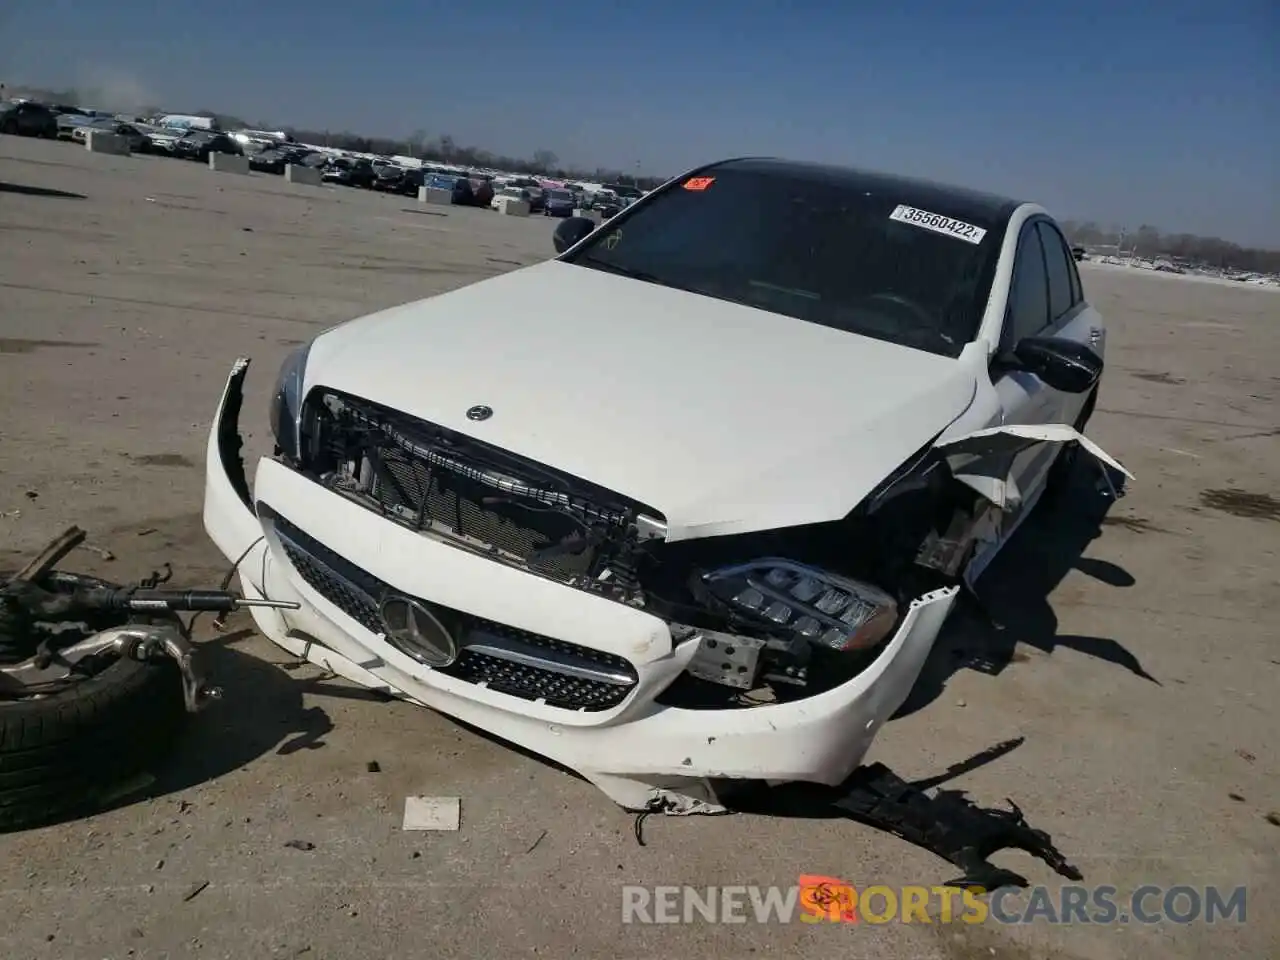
[573,208,603,223]
[497,197,531,217]
[285,163,322,186]
[85,130,131,156]
[418,186,453,205]
[209,153,250,175]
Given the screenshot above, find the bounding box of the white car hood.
[305,260,978,541]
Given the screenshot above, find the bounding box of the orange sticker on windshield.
[683,176,715,191]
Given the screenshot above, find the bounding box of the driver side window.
[1000,224,1050,353]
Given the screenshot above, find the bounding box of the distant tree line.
[1061,221,1279,275]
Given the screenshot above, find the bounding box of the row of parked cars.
[486,179,643,217]
[0,100,244,162]
[235,143,498,207]
[3,97,651,216]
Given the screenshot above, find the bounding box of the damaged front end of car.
[206,356,1129,816]
[282,385,979,709]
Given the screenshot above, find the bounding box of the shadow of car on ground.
[898,455,1155,721]
[0,181,86,199]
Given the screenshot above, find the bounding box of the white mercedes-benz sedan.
[203,158,1127,814]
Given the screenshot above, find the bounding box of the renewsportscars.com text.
[621,883,1247,926]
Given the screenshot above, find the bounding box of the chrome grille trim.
[271,514,638,711]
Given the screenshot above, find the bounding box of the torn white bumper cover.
[202,360,961,813]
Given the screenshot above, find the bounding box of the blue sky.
[3,0,1276,246]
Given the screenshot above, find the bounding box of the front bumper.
[203,360,958,811]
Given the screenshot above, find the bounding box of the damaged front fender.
[935,423,1132,510]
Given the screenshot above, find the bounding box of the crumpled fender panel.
[935,423,1132,510]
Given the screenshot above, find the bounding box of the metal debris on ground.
[633,796,677,846]
[181,880,210,902]
[524,829,548,854]
[0,525,302,831]
[402,796,461,831]
[284,840,316,851]
[365,760,381,773]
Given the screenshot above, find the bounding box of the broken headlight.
[268,341,312,461]
[702,559,898,653]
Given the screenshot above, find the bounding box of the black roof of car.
[704,158,1025,227]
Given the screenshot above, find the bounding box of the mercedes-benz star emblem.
[378,595,458,668]
[466,404,493,422]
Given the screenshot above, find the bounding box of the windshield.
[561,164,1005,357]
[547,189,573,202]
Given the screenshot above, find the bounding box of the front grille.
[374,444,595,581]
[308,392,659,586]
[273,516,637,712]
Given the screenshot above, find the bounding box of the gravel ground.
[1,136,1277,960]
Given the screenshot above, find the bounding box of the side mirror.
[1013,337,1103,394]
[553,216,595,253]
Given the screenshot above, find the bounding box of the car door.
[989,220,1057,509]
[1034,219,1100,430]
[16,103,38,134]
[117,124,141,150]
[990,217,1102,511]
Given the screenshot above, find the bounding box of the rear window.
[562,165,1006,357]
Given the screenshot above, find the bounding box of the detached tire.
[0,573,188,831]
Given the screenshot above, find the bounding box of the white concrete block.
[497,197,530,217]
[85,130,130,156]
[402,796,461,831]
[284,163,322,186]
[574,208,602,223]
[417,186,453,205]
[209,153,250,174]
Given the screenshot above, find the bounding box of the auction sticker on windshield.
[889,204,987,244]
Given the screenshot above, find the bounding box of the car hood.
[304,260,978,541]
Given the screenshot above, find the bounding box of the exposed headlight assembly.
[268,341,312,461]
[702,559,898,653]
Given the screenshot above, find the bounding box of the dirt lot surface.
[2,136,1277,959]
